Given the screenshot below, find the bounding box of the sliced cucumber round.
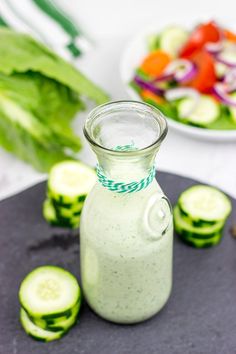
[174,206,224,239]
[48,161,96,204]
[178,185,232,223]
[180,214,217,228]
[53,201,83,219]
[178,231,222,248]
[43,199,80,229]
[215,62,228,78]
[43,199,57,225]
[20,308,64,342]
[148,34,160,52]
[46,311,78,332]
[159,26,188,57]
[179,205,221,228]
[19,266,80,318]
[177,95,220,126]
[47,191,77,208]
[229,92,236,123]
[49,301,80,323]
[32,309,79,332]
[30,301,80,331]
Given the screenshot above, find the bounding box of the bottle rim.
[83,100,168,155]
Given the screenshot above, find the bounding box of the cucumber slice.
[46,311,78,331]
[178,231,222,248]
[43,199,79,228]
[47,191,76,208]
[159,26,188,57]
[32,305,79,332]
[43,199,57,225]
[177,95,220,126]
[229,92,236,123]
[179,209,217,228]
[55,214,80,229]
[30,298,81,329]
[20,308,64,342]
[49,300,80,324]
[19,266,80,318]
[148,34,160,52]
[48,161,96,204]
[53,201,83,219]
[178,185,232,223]
[174,206,224,239]
[48,190,86,208]
[215,62,228,78]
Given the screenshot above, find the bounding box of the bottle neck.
[94,148,158,183]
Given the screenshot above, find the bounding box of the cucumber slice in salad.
[174,206,224,239]
[159,26,188,57]
[215,62,228,78]
[20,308,64,342]
[177,95,220,126]
[148,34,160,52]
[48,161,96,204]
[178,185,231,223]
[229,92,236,123]
[19,266,80,319]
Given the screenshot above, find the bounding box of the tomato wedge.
[140,50,171,77]
[186,50,216,93]
[180,21,221,58]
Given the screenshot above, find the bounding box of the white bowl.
[120,20,236,142]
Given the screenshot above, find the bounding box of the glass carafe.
[80,101,173,324]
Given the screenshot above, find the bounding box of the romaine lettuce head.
[0,29,109,171]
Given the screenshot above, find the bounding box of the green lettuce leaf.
[0,94,78,171]
[0,28,109,104]
[0,72,84,123]
[0,29,109,171]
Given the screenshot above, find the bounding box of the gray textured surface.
[0,171,235,354]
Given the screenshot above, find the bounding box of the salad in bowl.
[122,20,236,140]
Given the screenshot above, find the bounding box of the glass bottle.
[80,101,173,324]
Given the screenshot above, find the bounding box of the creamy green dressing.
[80,179,173,324]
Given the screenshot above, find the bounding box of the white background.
[0,0,235,199]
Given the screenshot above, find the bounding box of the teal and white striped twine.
[0,0,90,59]
[96,143,156,194]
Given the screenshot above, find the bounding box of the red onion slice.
[205,41,224,54]
[205,22,225,54]
[165,87,199,100]
[215,45,236,68]
[223,68,236,92]
[216,55,236,68]
[152,73,174,83]
[213,83,236,107]
[134,76,165,96]
[165,88,200,117]
[164,59,197,83]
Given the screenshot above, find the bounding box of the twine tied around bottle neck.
[96,143,156,193]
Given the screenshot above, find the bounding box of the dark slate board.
[0,171,236,354]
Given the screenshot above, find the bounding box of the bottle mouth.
[83,100,168,155]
